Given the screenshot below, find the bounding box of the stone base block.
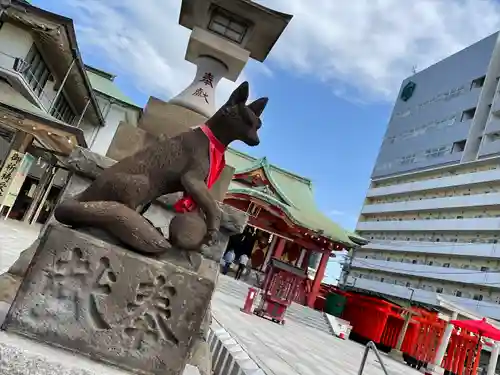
[106,122,159,161]
[388,349,404,361]
[424,365,445,375]
[2,224,214,375]
[139,98,207,139]
[0,330,201,375]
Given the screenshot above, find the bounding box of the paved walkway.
[0,222,420,375]
[212,287,420,375]
[0,219,40,274]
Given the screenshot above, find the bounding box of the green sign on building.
[400,81,416,102]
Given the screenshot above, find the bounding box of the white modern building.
[0,0,141,226]
[348,31,500,319]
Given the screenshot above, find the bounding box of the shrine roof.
[225,148,361,248]
[346,231,369,246]
[85,66,141,109]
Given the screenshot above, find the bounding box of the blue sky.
[31,0,500,283]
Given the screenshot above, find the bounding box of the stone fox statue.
[54,81,267,254]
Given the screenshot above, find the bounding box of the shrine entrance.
[225,226,271,272]
[225,224,310,273]
[0,95,87,226]
[221,196,337,307]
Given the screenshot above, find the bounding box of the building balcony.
[371,152,461,180]
[0,50,51,112]
[367,169,500,198]
[351,258,500,288]
[362,192,500,214]
[346,276,500,320]
[491,89,500,115]
[356,217,500,232]
[365,239,500,259]
[483,115,500,134]
[478,138,500,158]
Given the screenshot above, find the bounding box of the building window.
[436,287,443,293]
[208,8,248,44]
[21,44,51,97]
[50,94,75,124]
[471,76,486,89]
[473,294,483,301]
[452,140,466,153]
[489,132,500,142]
[461,107,476,121]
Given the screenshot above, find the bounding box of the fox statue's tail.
[54,198,172,254]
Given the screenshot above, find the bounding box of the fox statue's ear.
[247,97,268,117]
[226,81,249,106]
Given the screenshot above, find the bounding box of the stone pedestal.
[2,225,214,375]
[105,122,160,161]
[106,96,208,163]
[138,97,208,139]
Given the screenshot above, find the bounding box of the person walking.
[222,249,235,275]
[235,253,249,280]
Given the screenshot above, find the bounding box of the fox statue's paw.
[204,229,218,247]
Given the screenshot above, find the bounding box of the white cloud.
[326,209,358,231]
[327,209,345,217]
[63,0,251,107]
[59,0,500,104]
[260,0,500,101]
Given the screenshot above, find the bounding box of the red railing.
[310,286,484,374]
[442,329,481,375]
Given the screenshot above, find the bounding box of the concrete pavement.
[211,289,420,375]
[0,219,40,274]
[0,221,421,375]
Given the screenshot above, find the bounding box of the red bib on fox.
[173,125,226,213]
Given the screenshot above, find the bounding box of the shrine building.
[222,148,364,308]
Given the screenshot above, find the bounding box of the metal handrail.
[358,341,389,375]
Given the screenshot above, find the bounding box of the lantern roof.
[179,0,292,62]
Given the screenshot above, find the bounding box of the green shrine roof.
[85,66,141,109]
[225,148,363,248]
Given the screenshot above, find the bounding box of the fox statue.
[54,81,267,256]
